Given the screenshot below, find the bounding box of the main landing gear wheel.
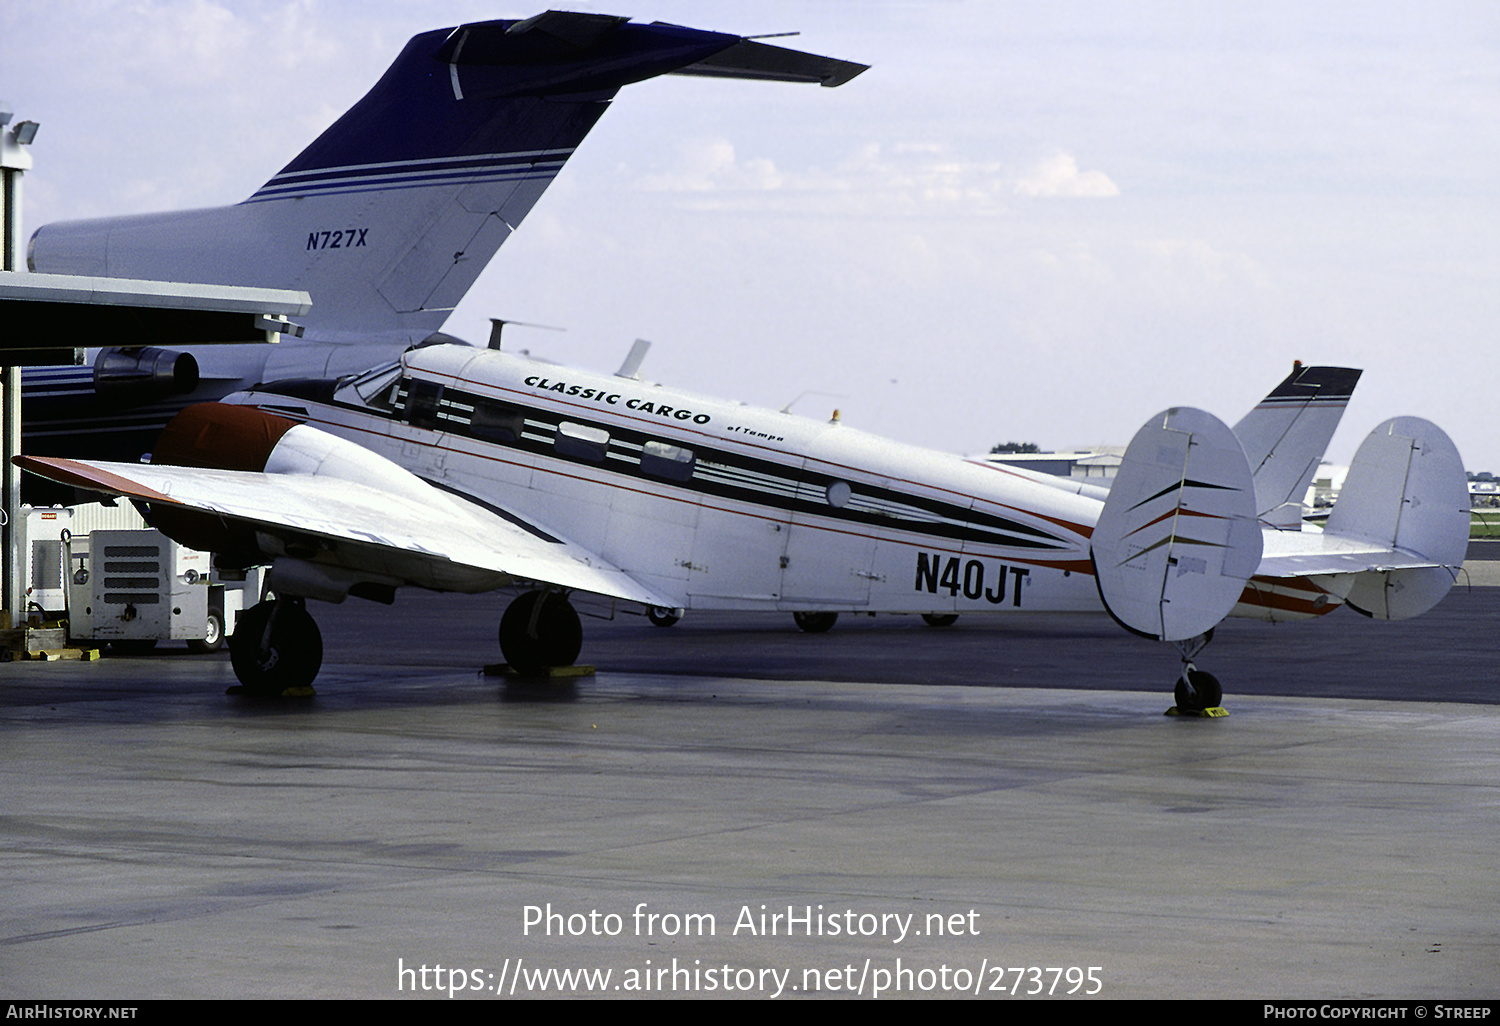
[792,611,838,634]
[921,614,958,628]
[1174,668,1223,713]
[229,598,322,694]
[647,606,681,628]
[499,590,582,676]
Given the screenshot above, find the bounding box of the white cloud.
[631,142,1123,219]
[1013,153,1120,198]
[638,138,784,193]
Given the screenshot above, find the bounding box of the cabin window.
[640,441,695,482]
[469,399,526,444]
[554,421,609,463]
[403,378,445,429]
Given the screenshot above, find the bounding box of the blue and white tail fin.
[1232,362,1361,530]
[27,12,865,342]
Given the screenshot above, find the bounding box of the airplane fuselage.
[232,344,1109,619]
[21,346,1463,699]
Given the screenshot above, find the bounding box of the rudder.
[1091,407,1263,641]
[1232,362,1361,529]
[1324,416,1469,619]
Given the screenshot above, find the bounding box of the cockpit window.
[346,361,403,409]
[402,378,445,429]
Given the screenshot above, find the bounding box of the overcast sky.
[6,1,1497,472]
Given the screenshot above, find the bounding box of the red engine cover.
[146,403,302,563]
[152,402,300,471]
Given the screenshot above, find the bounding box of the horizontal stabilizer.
[671,37,868,86]
[1321,416,1469,619]
[1091,408,1262,641]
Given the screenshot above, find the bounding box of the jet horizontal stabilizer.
[28,12,866,341]
[670,37,869,87]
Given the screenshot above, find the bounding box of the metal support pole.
[2,363,17,628]
[2,107,37,628]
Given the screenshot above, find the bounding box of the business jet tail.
[27,12,866,342]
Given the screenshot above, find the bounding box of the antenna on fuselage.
[615,339,652,379]
[487,317,564,351]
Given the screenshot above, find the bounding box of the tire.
[499,591,583,676]
[647,606,681,628]
[229,600,323,693]
[1174,669,1222,712]
[921,614,958,628]
[187,608,225,653]
[792,611,838,634]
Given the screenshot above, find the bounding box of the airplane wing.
[13,447,677,610]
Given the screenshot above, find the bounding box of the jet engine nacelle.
[94,346,200,403]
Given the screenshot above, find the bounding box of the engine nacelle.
[94,347,200,403]
[144,402,463,581]
[143,403,302,562]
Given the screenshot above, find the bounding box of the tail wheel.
[499,591,582,676]
[230,599,322,693]
[792,611,838,634]
[1174,669,1222,712]
[921,614,958,628]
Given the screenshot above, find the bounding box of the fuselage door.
[391,375,454,479]
[779,467,880,610]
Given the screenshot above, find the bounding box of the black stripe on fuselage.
[259,376,1074,552]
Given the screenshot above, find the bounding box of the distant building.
[1308,462,1348,509]
[1471,472,1499,508]
[983,448,1123,484]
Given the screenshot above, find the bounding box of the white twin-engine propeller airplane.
[15,355,1470,709]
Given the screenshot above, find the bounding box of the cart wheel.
[188,607,225,653]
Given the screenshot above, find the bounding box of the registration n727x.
[16,353,1469,710]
